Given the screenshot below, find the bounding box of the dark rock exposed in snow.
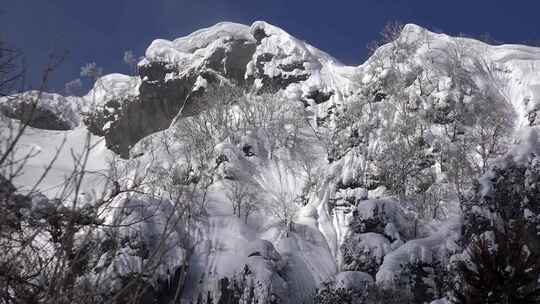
[0,92,79,130]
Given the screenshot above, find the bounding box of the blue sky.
[2,0,540,93]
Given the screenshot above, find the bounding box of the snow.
[84,22,540,303]
[193,75,208,91]
[4,117,113,198]
[355,199,409,240]
[393,23,540,130]
[334,271,373,289]
[149,22,252,57]
[98,193,188,280]
[375,218,461,287]
[249,21,356,103]
[0,91,81,129]
[512,127,540,164]
[82,73,140,109]
[142,20,358,110]
[270,227,337,303]
[357,233,392,262]
[123,99,333,302]
[143,22,253,74]
[250,21,333,65]
[180,216,258,300]
[430,298,450,304]
[6,20,540,303]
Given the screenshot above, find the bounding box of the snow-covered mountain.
[3,21,540,303]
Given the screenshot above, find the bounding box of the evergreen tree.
[453,220,540,303]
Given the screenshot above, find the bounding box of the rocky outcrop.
[246,52,311,92]
[303,89,334,105]
[81,21,348,157]
[85,37,256,156]
[0,91,79,130]
[83,26,261,157]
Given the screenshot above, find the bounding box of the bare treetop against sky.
[2,0,540,92]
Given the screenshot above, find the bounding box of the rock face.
[0,91,80,130]
[84,42,256,157]
[80,21,349,157]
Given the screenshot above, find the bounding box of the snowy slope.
[2,119,112,197]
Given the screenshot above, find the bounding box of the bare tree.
[0,40,23,96]
[64,78,83,96]
[225,181,259,223]
[123,50,137,75]
[367,21,405,56]
[0,44,199,303]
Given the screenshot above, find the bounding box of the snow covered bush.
[341,232,391,275]
[348,199,410,240]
